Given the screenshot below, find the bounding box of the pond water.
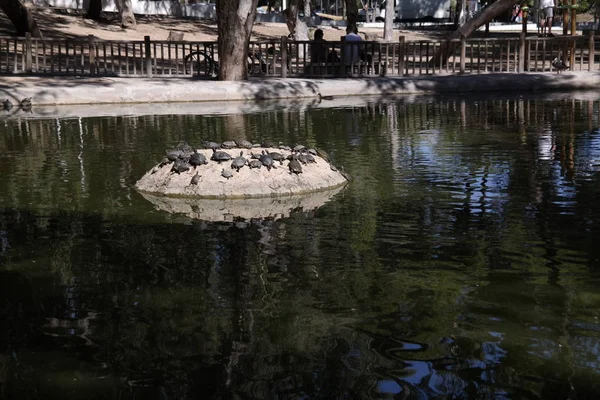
[1,93,600,399]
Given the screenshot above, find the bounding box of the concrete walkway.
[1,72,599,107]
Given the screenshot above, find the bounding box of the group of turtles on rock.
[153,140,339,185]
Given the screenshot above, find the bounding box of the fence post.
[25,32,32,73]
[518,32,525,72]
[88,35,96,75]
[459,34,466,74]
[589,29,594,71]
[340,36,346,77]
[281,36,288,78]
[144,36,152,78]
[398,36,405,76]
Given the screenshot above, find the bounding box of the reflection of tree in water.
[2,97,600,398]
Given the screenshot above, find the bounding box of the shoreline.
[1,72,599,110]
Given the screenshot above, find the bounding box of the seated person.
[310,29,328,63]
[343,26,363,65]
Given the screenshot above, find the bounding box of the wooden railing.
[1,33,599,78]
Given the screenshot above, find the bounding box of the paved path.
[1,72,599,107]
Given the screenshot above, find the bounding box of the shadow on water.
[2,93,600,398]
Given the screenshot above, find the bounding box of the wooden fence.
[1,33,599,78]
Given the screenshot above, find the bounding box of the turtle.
[236,140,253,149]
[293,144,307,152]
[166,149,182,162]
[297,154,309,165]
[221,140,237,149]
[19,98,32,111]
[288,156,303,175]
[159,157,171,167]
[250,152,262,159]
[252,143,262,148]
[315,148,330,162]
[279,145,292,151]
[304,154,316,163]
[298,154,316,165]
[308,148,318,156]
[150,165,160,174]
[190,172,201,185]
[261,140,276,148]
[3,99,12,111]
[221,169,233,180]
[177,153,191,164]
[259,150,276,171]
[171,158,191,174]
[203,141,221,150]
[177,141,193,153]
[268,151,285,165]
[211,148,232,163]
[179,150,194,160]
[189,150,208,167]
[248,159,262,169]
[231,151,247,172]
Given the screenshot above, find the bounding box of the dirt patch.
[0,6,450,42]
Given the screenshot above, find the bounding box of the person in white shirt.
[539,0,555,37]
[344,26,363,65]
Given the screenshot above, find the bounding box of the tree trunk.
[383,0,394,40]
[86,0,102,20]
[0,0,43,37]
[286,0,308,40]
[345,0,358,33]
[303,0,310,19]
[216,0,259,81]
[360,0,371,23]
[115,0,136,28]
[285,0,309,57]
[459,0,467,26]
[429,0,521,66]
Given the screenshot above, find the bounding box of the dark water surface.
[1,94,600,399]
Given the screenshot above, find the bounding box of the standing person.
[539,0,555,37]
[343,26,363,65]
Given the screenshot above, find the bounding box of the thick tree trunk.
[285,0,309,57]
[383,0,394,40]
[345,0,358,33]
[216,0,259,81]
[303,0,310,19]
[115,0,136,28]
[0,0,43,37]
[86,0,102,20]
[429,0,521,66]
[285,0,308,40]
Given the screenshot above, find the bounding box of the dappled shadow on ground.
[359,72,595,96]
[0,9,105,40]
[241,78,320,100]
[0,8,217,40]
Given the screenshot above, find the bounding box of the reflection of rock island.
[135,147,348,198]
[139,186,345,221]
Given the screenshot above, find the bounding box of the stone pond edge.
[3,72,600,106]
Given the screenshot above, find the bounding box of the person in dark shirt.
[311,29,328,63]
